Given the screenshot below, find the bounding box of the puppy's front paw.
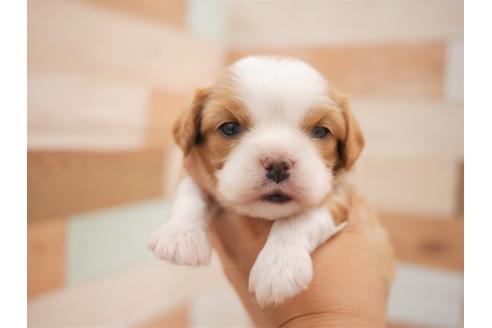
[148,223,211,267]
[249,246,313,307]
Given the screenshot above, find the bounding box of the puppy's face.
[174,57,364,220]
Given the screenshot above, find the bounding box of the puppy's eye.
[312,126,330,139]
[219,122,241,137]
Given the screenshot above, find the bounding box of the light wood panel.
[28,218,66,298]
[381,213,463,271]
[28,73,149,150]
[356,158,460,216]
[228,43,445,100]
[136,303,189,328]
[28,151,164,221]
[226,0,463,48]
[28,0,223,90]
[351,100,463,160]
[27,261,227,327]
[444,39,464,103]
[82,0,186,28]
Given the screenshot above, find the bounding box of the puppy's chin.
[216,180,332,220]
[229,199,305,221]
[216,170,333,220]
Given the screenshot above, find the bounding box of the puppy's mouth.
[261,192,292,204]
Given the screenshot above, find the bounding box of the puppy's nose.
[265,160,290,183]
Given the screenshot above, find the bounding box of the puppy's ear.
[173,88,210,155]
[331,89,364,170]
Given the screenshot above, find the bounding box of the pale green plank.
[67,199,170,285]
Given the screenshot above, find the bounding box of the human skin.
[184,153,391,327]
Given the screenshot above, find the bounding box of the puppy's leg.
[148,176,211,266]
[249,207,345,306]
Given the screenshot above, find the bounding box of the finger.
[207,209,277,326]
[209,209,271,267]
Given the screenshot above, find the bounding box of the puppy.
[149,56,369,306]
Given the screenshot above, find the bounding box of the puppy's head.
[174,57,364,220]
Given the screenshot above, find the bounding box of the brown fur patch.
[320,176,353,225]
[172,88,210,155]
[175,72,253,189]
[327,197,349,225]
[330,89,365,170]
[300,105,346,170]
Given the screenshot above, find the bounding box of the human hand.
[184,153,392,327]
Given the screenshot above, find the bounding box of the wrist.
[279,311,385,328]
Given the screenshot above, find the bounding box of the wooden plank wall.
[82,0,187,28]
[27,0,463,326]
[28,0,223,150]
[27,0,203,299]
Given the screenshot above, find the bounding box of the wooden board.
[28,0,223,90]
[444,39,464,103]
[228,43,445,100]
[380,213,464,272]
[136,303,189,328]
[351,100,463,160]
[28,218,66,298]
[387,323,426,328]
[27,262,226,327]
[28,150,165,221]
[28,73,150,150]
[82,0,187,28]
[356,158,461,217]
[145,90,190,149]
[457,161,464,215]
[226,0,463,48]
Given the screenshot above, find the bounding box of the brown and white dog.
[149,56,375,306]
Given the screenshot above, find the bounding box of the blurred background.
[27,0,463,327]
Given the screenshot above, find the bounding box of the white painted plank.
[67,199,168,285]
[445,39,464,103]
[388,262,463,327]
[225,0,463,48]
[28,0,224,90]
[187,0,227,42]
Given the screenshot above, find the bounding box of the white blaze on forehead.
[229,56,332,126]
